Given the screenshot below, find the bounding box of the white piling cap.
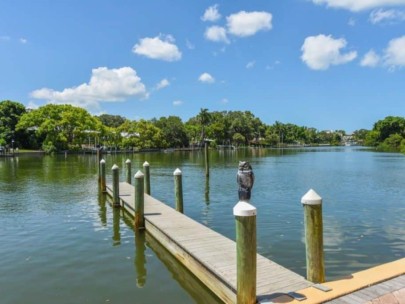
[134,170,144,178]
[112,164,119,170]
[143,161,149,167]
[173,168,182,176]
[125,159,131,164]
[301,189,322,205]
[233,201,257,217]
[100,159,105,164]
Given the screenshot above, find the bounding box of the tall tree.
[196,108,211,143]
[0,100,27,147]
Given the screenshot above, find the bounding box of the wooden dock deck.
[106,182,312,303]
[326,274,405,304]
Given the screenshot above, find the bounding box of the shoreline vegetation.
[1,100,404,154]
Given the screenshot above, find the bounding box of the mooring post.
[204,141,209,177]
[112,164,120,207]
[143,161,150,195]
[134,170,145,229]
[301,189,325,283]
[234,161,256,304]
[100,159,106,193]
[173,168,183,213]
[97,149,101,183]
[125,159,132,184]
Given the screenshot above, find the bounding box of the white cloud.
[198,72,215,83]
[220,98,229,104]
[312,0,405,12]
[132,34,182,61]
[201,4,221,22]
[246,61,256,69]
[226,11,272,37]
[19,38,27,44]
[30,67,148,109]
[156,78,170,90]
[360,50,381,67]
[369,8,405,23]
[301,34,357,70]
[384,35,405,68]
[173,100,183,106]
[204,26,229,43]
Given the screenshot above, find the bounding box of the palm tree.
[196,108,211,144]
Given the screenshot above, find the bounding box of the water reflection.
[97,191,107,227]
[204,176,210,204]
[145,232,222,304]
[134,230,147,287]
[112,208,121,246]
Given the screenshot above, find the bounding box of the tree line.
[0,100,403,153]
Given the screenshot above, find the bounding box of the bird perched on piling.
[237,161,254,201]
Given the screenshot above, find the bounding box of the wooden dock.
[106,182,312,303]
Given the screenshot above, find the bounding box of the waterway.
[0,147,404,303]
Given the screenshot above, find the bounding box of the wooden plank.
[393,288,405,304]
[376,293,400,304]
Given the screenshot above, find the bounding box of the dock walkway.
[106,182,312,303]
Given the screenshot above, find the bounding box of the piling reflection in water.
[134,230,147,288]
[145,232,221,303]
[97,190,107,227]
[112,208,121,246]
[205,176,210,204]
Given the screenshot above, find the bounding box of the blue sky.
[1,0,405,132]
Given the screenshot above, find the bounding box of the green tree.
[119,119,165,149]
[379,133,403,151]
[196,108,212,142]
[0,100,27,148]
[17,104,103,152]
[97,114,127,128]
[153,116,188,148]
[365,130,380,147]
[352,129,369,144]
[373,116,405,141]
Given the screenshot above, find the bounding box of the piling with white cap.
[112,164,120,207]
[234,161,256,304]
[301,189,325,283]
[173,168,183,213]
[143,161,150,195]
[125,159,132,184]
[134,170,145,229]
[100,159,106,193]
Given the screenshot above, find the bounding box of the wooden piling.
[301,189,325,283]
[205,141,209,177]
[143,161,150,195]
[173,168,183,213]
[112,164,120,207]
[234,201,257,304]
[134,170,145,229]
[100,159,106,193]
[97,148,103,183]
[125,159,132,184]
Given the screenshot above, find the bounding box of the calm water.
[1,147,405,303]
